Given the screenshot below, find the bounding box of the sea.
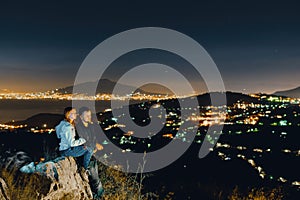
[0,99,113,123]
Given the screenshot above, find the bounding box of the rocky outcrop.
[0,156,94,200]
[0,177,10,200]
[40,157,93,200]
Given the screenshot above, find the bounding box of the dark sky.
[0,1,300,94]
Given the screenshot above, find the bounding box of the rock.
[0,177,10,200]
[40,156,93,200]
[1,151,32,172]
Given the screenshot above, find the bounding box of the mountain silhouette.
[273,86,300,98]
[6,113,63,128]
[197,91,259,106]
[55,79,167,95]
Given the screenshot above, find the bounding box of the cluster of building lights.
[0,91,190,101]
[0,123,27,129]
[213,142,300,189]
[0,123,54,134]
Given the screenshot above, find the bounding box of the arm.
[63,125,86,147]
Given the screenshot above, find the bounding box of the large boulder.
[40,156,93,200]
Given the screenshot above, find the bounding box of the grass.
[98,154,160,200]
[1,169,51,200]
[228,186,284,200]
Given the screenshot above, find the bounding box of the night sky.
[1,1,300,94]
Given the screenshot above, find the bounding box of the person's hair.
[79,106,91,116]
[64,107,75,125]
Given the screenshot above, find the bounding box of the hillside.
[273,86,300,98]
[55,79,166,95]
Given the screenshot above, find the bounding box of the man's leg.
[88,158,104,199]
[83,146,93,169]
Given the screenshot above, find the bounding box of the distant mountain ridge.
[55,79,167,95]
[273,86,300,98]
[6,113,63,128]
[197,91,259,106]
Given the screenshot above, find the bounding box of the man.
[76,107,104,152]
[76,106,104,199]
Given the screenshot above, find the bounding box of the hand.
[93,143,103,153]
[95,143,104,151]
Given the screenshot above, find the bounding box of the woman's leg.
[60,145,93,169]
[61,145,86,157]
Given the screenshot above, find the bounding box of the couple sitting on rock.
[55,106,104,199]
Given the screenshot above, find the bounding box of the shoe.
[93,180,104,199]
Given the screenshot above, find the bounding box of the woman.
[55,107,93,169]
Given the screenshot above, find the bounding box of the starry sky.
[0,1,300,94]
